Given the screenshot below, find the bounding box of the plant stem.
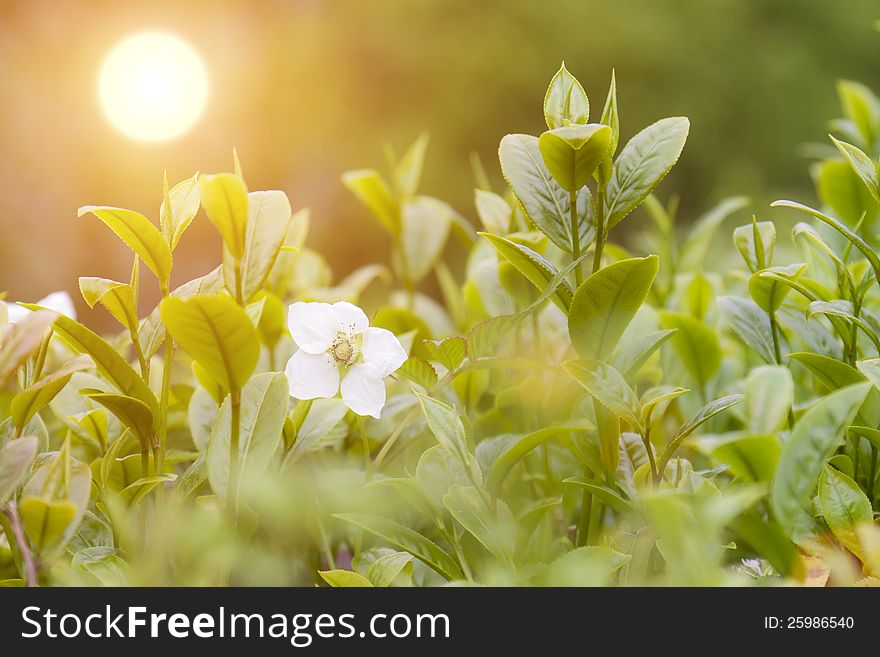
[156,330,175,484]
[2,503,38,586]
[593,185,606,274]
[228,387,242,515]
[769,311,795,429]
[868,445,878,509]
[356,416,370,472]
[569,189,583,286]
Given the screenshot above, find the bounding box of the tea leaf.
[499,133,593,254]
[334,513,463,580]
[830,135,880,205]
[0,310,56,390]
[568,256,659,359]
[538,124,612,191]
[342,169,400,235]
[818,464,872,557]
[709,434,780,483]
[160,172,201,250]
[78,277,137,331]
[481,233,572,312]
[207,372,287,500]
[0,436,39,503]
[161,295,259,391]
[23,307,159,415]
[199,173,249,259]
[659,311,721,389]
[565,359,642,431]
[604,117,689,228]
[718,296,775,364]
[319,569,373,587]
[771,383,870,540]
[543,63,589,129]
[78,206,172,283]
[11,356,92,430]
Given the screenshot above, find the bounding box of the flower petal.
[331,301,369,336]
[38,291,77,320]
[361,327,408,377]
[285,349,340,400]
[5,302,29,324]
[288,301,336,354]
[340,363,387,419]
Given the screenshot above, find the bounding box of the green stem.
[228,387,242,515]
[576,485,593,547]
[868,445,878,509]
[593,185,606,274]
[769,312,795,429]
[356,416,370,473]
[156,330,174,482]
[570,189,583,286]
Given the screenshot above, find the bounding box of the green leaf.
[568,256,659,359]
[81,389,154,449]
[161,295,259,391]
[342,169,400,235]
[599,69,619,159]
[604,117,689,228]
[397,356,438,391]
[78,277,138,331]
[744,365,793,434]
[837,79,879,146]
[818,464,873,557]
[0,436,39,503]
[393,132,430,198]
[658,393,744,471]
[709,434,780,483]
[365,551,413,587]
[481,233,572,312]
[423,337,467,371]
[733,220,776,273]
[417,394,473,470]
[0,310,56,390]
[749,263,807,313]
[23,308,158,416]
[717,296,775,364]
[817,159,877,229]
[319,569,374,587]
[771,383,870,540]
[543,62,589,129]
[609,329,676,381]
[498,133,592,254]
[792,352,864,392]
[229,190,292,302]
[20,498,78,558]
[659,311,721,388]
[536,546,629,586]
[401,196,453,283]
[11,356,91,430]
[487,423,593,496]
[160,172,201,250]
[808,300,880,352]
[199,173,249,259]
[771,200,880,283]
[474,189,512,235]
[563,477,640,516]
[830,135,880,205]
[564,359,642,431]
[207,372,287,499]
[334,513,463,581]
[538,124,612,191]
[443,485,516,563]
[77,206,172,283]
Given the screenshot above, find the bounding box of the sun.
[98,31,208,142]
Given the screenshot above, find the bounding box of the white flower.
[5,291,77,324]
[284,301,407,419]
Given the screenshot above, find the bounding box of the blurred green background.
[1,0,878,328]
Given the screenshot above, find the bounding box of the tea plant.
[1,63,879,587]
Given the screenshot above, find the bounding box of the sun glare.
[98,31,208,142]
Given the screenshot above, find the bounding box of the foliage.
[2,61,880,588]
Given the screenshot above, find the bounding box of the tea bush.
[1,64,879,587]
